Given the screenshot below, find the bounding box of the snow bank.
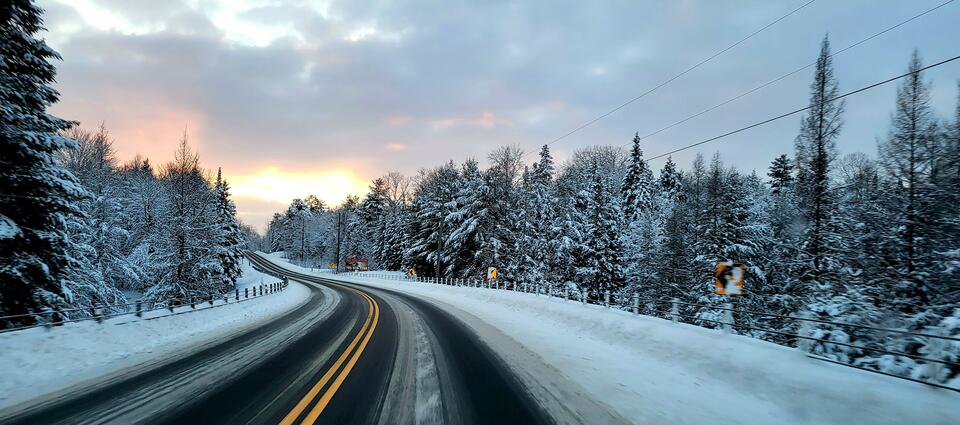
[333,272,960,425]
[0,260,311,409]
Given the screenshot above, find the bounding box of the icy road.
[0,253,618,425]
[1,252,957,425]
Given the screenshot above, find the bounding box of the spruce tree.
[445,159,491,279]
[767,154,794,195]
[621,133,655,221]
[794,35,844,290]
[213,168,244,290]
[0,1,84,326]
[879,50,938,312]
[584,161,626,300]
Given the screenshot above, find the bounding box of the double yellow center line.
[279,284,380,425]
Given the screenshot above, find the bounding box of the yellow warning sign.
[714,261,745,296]
[487,267,498,280]
[407,268,417,278]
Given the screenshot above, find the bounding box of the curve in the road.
[0,253,554,425]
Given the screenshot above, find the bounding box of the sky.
[37,0,960,231]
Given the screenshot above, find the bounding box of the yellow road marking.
[278,287,378,425]
[300,292,380,424]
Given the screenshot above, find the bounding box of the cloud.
[431,111,513,130]
[386,113,413,127]
[35,0,960,231]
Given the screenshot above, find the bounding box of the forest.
[0,2,248,328]
[261,39,960,385]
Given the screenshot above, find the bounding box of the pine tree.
[213,168,244,290]
[879,50,938,313]
[767,154,794,195]
[793,36,864,359]
[658,156,682,199]
[404,162,459,277]
[60,125,128,312]
[359,178,390,268]
[621,133,655,221]
[794,35,845,291]
[584,160,626,300]
[0,1,85,326]
[149,133,221,301]
[934,83,960,306]
[444,159,491,279]
[529,145,559,285]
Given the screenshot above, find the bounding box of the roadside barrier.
[0,278,289,334]
[340,269,960,392]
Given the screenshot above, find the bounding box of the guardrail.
[340,270,960,392]
[0,279,289,334]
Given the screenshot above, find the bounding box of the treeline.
[60,126,247,306]
[265,38,960,384]
[1,2,246,328]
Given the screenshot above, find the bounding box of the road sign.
[345,258,369,272]
[329,261,337,269]
[714,261,745,296]
[407,268,416,278]
[487,267,498,280]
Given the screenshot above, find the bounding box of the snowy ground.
[329,271,960,425]
[0,260,311,409]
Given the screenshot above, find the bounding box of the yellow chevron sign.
[714,261,745,296]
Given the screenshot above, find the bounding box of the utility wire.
[528,0,818,156]
[646,54,960,161]
[632,0,955,148]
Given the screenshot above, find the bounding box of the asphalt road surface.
[0,253,558,425]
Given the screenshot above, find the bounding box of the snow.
[0,260,311,409]
[0,214,19,239]
[329,271,960,425]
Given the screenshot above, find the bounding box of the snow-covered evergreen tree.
[149,134,222,301]
[212,168,244,290]
[444,159,491,279]
[878,50,939,314]
[767,154,794,195]
[794,35,845,291]
[583,160,626,300]
[621,133,655,221]
[0,1,85,326]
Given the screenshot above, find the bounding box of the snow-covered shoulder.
[332,273,960,425]
[0,261,311,410]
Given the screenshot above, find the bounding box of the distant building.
[345,258,369,272]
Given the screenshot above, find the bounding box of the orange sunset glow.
[227,167,370,206]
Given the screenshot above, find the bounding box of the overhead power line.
[646,53,960,161]
[529,0,818,155]
[631,0,955,147]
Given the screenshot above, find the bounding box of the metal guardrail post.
[604,291,610,307]
[632,294,639,314]
[721,302,734,334]
[670,297,679,324]
[136,301,142,318]
[244,287,248,299]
